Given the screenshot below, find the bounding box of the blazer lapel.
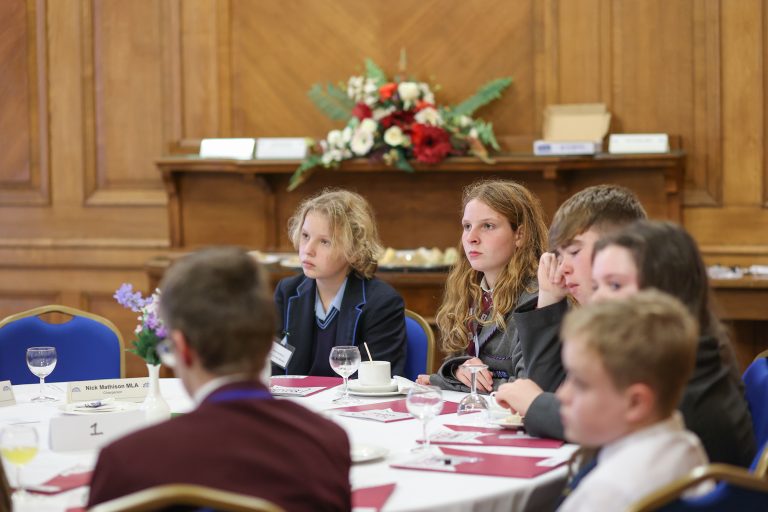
[285,277,316,372]
[336,274,366,347]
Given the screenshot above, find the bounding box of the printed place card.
[67,378,149,403]
[0,380,16,407]
[255,138,307,159]
[49,410,145,451]
[270,386,325,397]
[199,138,256,160]
[337,408,412,423]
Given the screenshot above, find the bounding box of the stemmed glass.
[26,346,57,402]
[329,346,361,404]
[457,363,489,424]
[0,425,39,503]
[406,385,444,453]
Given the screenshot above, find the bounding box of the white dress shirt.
[559,412,708,512]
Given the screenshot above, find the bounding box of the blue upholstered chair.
[743,350,768,449]
[0,305,124,384]
[402,309,435,380]
[628,463,768,512]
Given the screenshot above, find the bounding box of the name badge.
[49,410,145,451]
[67,378,149,403]
[271,337,295,369]
[0,381,16,407]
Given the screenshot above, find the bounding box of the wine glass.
[329,346,361,404]
[406,385,444,453]
[0,425,39,503]
[26,346,57,402]
[457,363,489,424]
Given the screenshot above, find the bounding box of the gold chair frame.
[0,304,125,378]
[628,463,768,512]
[405,309,435,374]
[89,484,285,512]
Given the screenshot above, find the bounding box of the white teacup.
[358,361,391,387]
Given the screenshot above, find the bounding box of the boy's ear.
[171,329,195,368]
[624,382,657,424]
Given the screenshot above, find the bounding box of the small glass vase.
[142,363,170,423]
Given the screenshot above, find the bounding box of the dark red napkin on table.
[352,483,396,510]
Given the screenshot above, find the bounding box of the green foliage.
[289,154,323,191]
[473,120,501,151]
[365,59,388,87]
[394,150,415,173]
[128,328,161,365]
[453,77,513,117]
[307,83,354,120]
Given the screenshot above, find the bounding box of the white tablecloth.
[0,380,575,511]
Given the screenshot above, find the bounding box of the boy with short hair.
[557,290,707,511]
[495,185,647,435]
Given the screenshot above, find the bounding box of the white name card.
[0,380,16,407]
[199,138,256,160]
[67,378,149,403]
[255,138,307,160]
[49,411,145,451]
[608,133,669,154]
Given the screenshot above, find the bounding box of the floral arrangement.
[289,58,512,190]
[114,283,166,365]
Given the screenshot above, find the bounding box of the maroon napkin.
[391,446,566,479]
[352,483,396,510]
[429,424,565,448]
[28,470,92,495]
[332,399,459,422]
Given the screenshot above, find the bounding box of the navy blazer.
[274,272,407,377]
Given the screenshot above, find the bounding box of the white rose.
[326,129,343,148]
[350,129,374,156]
[469,127,479,139]
[359,118,378,135]
[415,107,443,126]
[458,115,473,128]
[373,106,395,121]
[398,82,420,102]
[384,126,405,146]
[321,149,343,166]
[342,126,353,143]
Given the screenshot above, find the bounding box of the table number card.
[49,410,145,451]
[67,378,149,403]
[0,380,15,407]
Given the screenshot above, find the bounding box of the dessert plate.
[351,444,388,463]
[489,413,525,429]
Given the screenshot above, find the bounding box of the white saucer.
[489,414,525,429]
[351,444,388,463]
[347,379,398,393]
[348,388,404,397]
[59,401,139,415]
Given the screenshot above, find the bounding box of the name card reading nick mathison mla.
[67,378,149,403]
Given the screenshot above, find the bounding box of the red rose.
[379,82,397,101]
[411,123,453,164]
[380,109,416,131]
[415,100,434,112]
[352,103,372,120]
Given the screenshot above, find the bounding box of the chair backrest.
[89,484,285,512]
[403,309,435,380]
[629,464,768,512]
[0,305,124,384]
[743,355,768,449]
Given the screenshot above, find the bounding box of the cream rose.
[350,129,374,156]
[415,107,443,126]
[398,82,420,103]
[383,126,405,146]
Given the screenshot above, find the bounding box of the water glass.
[0,424,39,503]
[329,346,361,404]
[26,346,57,402]
[457,363,489,424]
[406,385,444,452]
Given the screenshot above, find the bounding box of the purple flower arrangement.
[114,283,166,365]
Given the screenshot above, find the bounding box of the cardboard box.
[533,103,611,156]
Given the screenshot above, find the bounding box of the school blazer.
[273,273,407,377]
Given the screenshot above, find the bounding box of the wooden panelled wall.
[1,0,768,377]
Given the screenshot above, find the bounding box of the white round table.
[0,379,576,511]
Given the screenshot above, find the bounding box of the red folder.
[270,376,342,396]
[391,446,566,479]
[426,424,565,448]
[352,483,396,510]
[28,470,92,495]
[332,398,459,422]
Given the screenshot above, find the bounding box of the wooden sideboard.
[155,152,685,250]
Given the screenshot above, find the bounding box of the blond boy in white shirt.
[558,290,708,512]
